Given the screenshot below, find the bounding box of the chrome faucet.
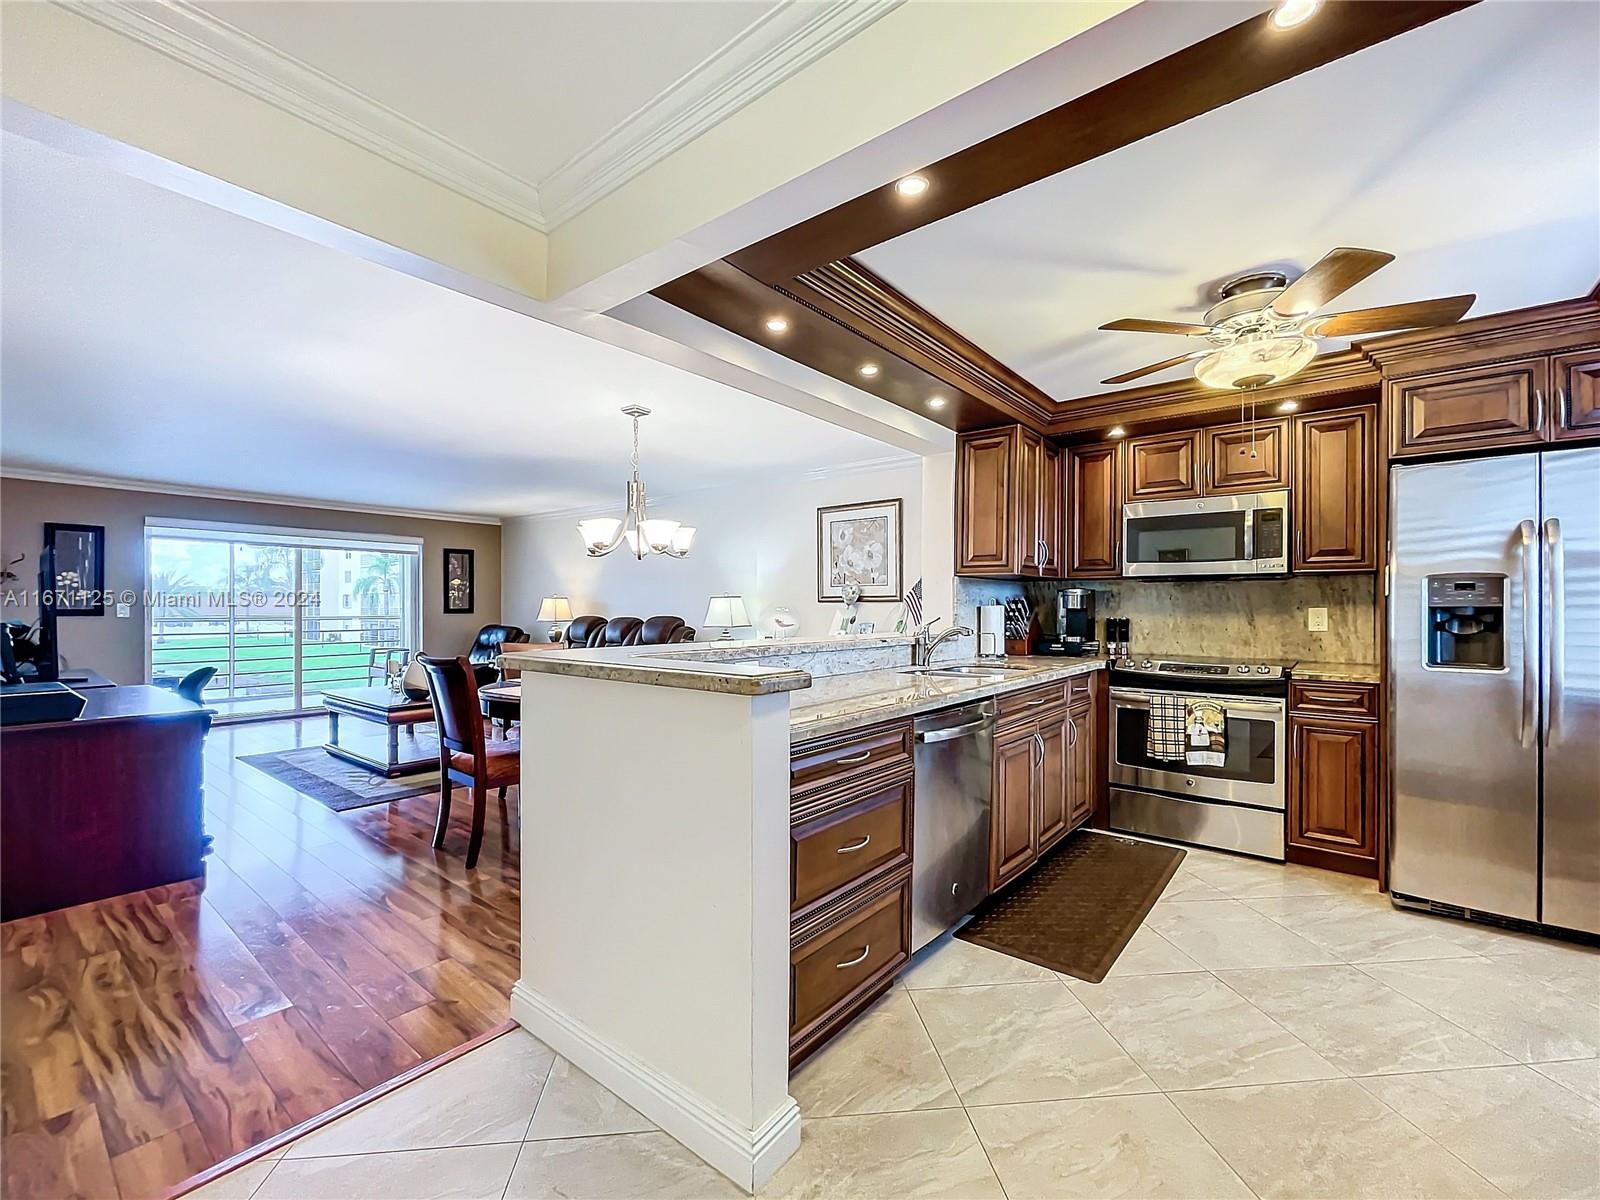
[912,618,974,666]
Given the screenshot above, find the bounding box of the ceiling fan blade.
[1306,294,1476,338]
[1102,352,1204,386]
[1271,247,1395,318]
[1100,318,1214,336]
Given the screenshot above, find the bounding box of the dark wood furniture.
[1207,419,1289,493]
[1388,347,1600,457]
[1293,404,1378,571]
[1067,441,1121,577]
[1287,680,1380,877]
[1,685,210,920]
[418,655,519,870]
[478,679,522,735]
[1126,430,1202,500]
[989,675,1096,892]
[788,717,914,1066]
[955,425,1065,577]
[322,686,435,778]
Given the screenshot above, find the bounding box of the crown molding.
[537,0,902,228]
[57,0,900,235]
[57,0,549,231]
[1359,293,1600,376]
[0,466,503,526]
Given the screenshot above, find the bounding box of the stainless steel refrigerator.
[1390,447,1599,934]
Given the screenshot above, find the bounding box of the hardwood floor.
[1,717,521,1200]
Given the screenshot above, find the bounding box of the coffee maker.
[1034,588,1098,656]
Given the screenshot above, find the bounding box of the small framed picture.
[854,621,876,636]
[443,548,474,614]
[818,498,903,603]
[44,522,106,616]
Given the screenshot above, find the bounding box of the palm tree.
[353,553,404,617]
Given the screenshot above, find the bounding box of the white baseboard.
[510,981,800,1193]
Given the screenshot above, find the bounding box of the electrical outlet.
[116,602,131,619]
[1307,606,1329,633]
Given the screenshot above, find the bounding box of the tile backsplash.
[955,574,1378,665]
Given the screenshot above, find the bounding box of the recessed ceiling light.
[927,395,947,410]
[895,174,929,197]
[858,363,880,378]
[1108,426,1126,439]
[1277,400,1300,413]
[1270,0,1320,30]
[763,316,789,333]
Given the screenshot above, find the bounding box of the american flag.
[904,578,923,629]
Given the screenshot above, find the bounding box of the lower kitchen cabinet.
[1287,681,1379,876]
[991,727,1038,889]
[990,692,1097,892]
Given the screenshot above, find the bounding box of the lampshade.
[671,526,697,555]
[1194,334,1317,391]
[537,595,573,623]
[578,517,621,554]
[704,594,751,629]
[640,518,682,554]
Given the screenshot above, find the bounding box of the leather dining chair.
[467,624,527,687]
[564,614,607,648]
[418,654,518,870]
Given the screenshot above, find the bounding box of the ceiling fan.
[1098,248,1475,389]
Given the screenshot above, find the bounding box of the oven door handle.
[1110,688,1284,714]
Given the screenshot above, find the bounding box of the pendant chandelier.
[577,406,695,559]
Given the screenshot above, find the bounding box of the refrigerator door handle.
[1518,519,1538,748]
[1544,517,1564,746]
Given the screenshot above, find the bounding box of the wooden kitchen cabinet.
[1206,419,1288,493]
[1293,405,1377,571]
[955,425,1064,577]
[1551,349,1600,441]
[1068,441,1120,577]
[1287,681,1379,876]
[990,684,1098,891]
[1067,699,1094,828]
[1036,714,1069,853]
[1126,431,1202,500]
[991,727,1038,889]
[1388,357,1548,457]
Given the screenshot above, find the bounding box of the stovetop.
[1110,655,1297,692]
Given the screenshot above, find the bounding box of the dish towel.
[1145,693,1187,761]
[1185,699,1227,767]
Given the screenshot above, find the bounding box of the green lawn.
[152,631,400,690]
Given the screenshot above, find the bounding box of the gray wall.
[0,476,501,684]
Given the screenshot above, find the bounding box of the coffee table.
[322,686,436,777]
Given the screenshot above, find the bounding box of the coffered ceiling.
[858,0,1598,403]
[67,0,895,231]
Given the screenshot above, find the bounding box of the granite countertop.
[1293,661,1382,684]
[790,657,1105,741]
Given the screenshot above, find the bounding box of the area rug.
[240,743,442,812]
[957,832,1185,983]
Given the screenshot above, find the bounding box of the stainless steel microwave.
[1122,489,1289,577]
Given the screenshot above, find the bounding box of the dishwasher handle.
[915,717,993,744]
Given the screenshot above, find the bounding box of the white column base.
[511,982,801,1193]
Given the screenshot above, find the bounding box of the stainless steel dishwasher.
[912,700,995,950]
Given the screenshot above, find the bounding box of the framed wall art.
[43,523,106,616]
[443,547,475,614]
[817,498,902,603]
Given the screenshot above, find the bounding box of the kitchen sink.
[899,664,1031,677]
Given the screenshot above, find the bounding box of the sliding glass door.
[146,522,421,719]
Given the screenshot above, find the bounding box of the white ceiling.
[860,1,1600,401]
[92,0,890,230]
[0,132,908,519]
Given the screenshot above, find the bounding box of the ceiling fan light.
[1194,335,1317,391]
[1270,0,1321,30]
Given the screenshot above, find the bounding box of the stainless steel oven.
[1123,489,1289,577]
[1107,656,1290,860]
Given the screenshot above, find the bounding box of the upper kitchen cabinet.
[955,425,1064,578]
[1551,349,1600,442]
[1388,357,1548,457]
[1206,419,1289,494]
[1125,431,1201,500]
[1067,442,1121,578]
[1293,406,1377,571]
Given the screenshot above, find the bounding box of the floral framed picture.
[43,522,106,616]
[443,548,474,614]
[817,498,902,603]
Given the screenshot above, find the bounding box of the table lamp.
[704,594,751,641]
[537,595,573,644]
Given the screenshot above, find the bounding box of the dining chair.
[175,666,217,703]
[418,654,519,869]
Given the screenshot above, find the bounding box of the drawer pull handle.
[835,750,873,766]
[835,945,871,969]
[836,835,872,854]
[1024,697,1049,707]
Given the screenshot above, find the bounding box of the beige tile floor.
[190,841,1600,1200]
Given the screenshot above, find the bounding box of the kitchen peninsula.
[502,635,1105,1191]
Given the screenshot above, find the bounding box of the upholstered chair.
[418,654,518,870]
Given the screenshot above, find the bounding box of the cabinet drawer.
[1290,681,1378,720]
[790,873,910,1046]
[792,777,911,913]
[998,681,1068,723]
[791,720,912,794]
[1067,673,1096,704]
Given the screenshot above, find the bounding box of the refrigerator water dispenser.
[1424,574,1505,670]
